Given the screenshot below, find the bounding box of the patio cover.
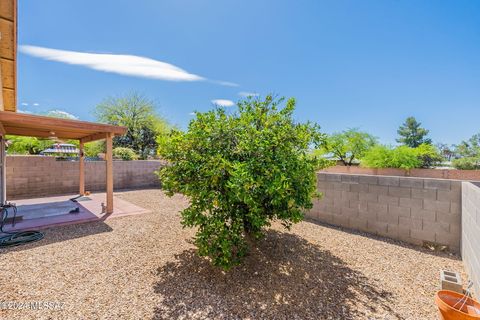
[0,111,127,214]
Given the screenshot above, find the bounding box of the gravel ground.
[0,189,466,319]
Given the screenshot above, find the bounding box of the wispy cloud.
[21,102,28,106]
[20,45,237,86]
[33,102,40,106]
[189,112,196,116]
[211,99,235,107]
[213,80,239,87]
[238,91,259,97]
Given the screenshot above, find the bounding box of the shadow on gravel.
[153,230,402,320]
[0,221,112,254]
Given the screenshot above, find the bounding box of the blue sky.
[18,0,480,145]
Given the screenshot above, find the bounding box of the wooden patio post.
[79,140,85,195]
[105,132,113,214]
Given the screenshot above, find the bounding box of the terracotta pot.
[435,290,480,319]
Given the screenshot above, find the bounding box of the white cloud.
[33,102,40,106]
[46,109,79,120]
[189,112,195,116]
[18,109,32,114]
[20,45,237,85]
[238,91,259,97]
[211,99,235,107]
[21,102,28,106]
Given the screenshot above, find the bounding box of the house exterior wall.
[0,0,17,111]
[6,156,163,199]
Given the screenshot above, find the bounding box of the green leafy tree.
[320,129,377,166]
[158,96,327,269]
[396,116,432,147]
[95,93,170,159]
[6,136,51,154]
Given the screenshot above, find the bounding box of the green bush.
[415,144,443,168]
[361,145,420,169]
[361,144,441,169]
[84,141,105,158]
[158,96,327,269]
[112,147,138,160]
[452,157,480,170]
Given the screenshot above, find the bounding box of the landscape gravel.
[0,189,466,319]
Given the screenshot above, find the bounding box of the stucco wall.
[461,181,480,297]
[307,172,462,252]
[5,156,163,199]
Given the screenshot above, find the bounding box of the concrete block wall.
[461,182,480,297]
[307,173,462,252]
[5,156,163,199]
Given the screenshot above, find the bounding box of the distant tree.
[95,93,170,159]
[436,143,456,161]
[455,133,480,158]
[320,129,377,166]
[451,133,480,170]
[396,117,432,148]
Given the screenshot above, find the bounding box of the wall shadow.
[304,217,462,261]
[152,230,401,319]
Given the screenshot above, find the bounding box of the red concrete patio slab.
[1,192,150,232]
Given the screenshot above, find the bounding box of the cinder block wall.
[307,173,462,252]
[6,156,163,199]
[461,182,480,297]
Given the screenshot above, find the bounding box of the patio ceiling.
[0,110,127,142]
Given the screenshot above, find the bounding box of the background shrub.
[452,157,480,170]
[113,147,138,160]
[361,144,441,169]
[158,96,327,269]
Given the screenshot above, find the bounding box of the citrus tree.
[158,96,327,269]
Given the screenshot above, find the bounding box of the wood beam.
[79,140,85,195]
[0,49,3,112]
[105,132,113,214]
[80,132,109,144]
[0,122,5,136]
[3,126,80,139]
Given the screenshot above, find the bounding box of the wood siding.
[0,0,16,112]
